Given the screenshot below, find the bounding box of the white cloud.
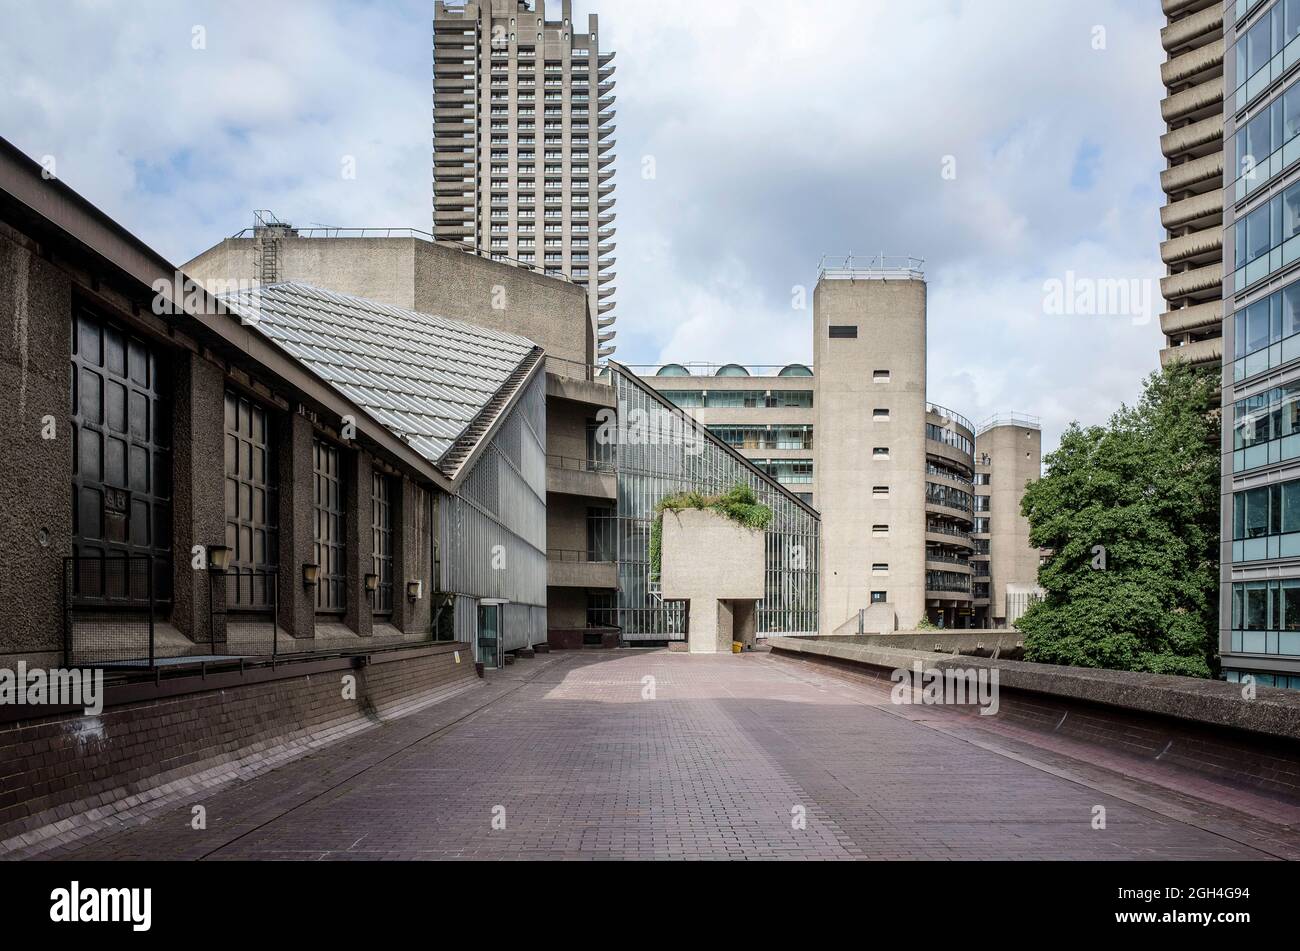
[0,0,1171,451]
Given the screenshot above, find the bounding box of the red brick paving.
[22,651,1297,861]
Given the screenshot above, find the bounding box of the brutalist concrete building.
[645,256,1043,633]
[433,0,618,358]
[0,138,548,672]
[1158,0,1225,370]
[184,218,819,647]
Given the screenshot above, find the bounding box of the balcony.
[547,550,618,590]
[1160,77,1222,123]
[1160,37,1224,88]
[926,547,972,567]
[547,455,616,500]
[1160,2,1221,52]
[1159,299,1221,337]
[1159,228,1221,267]
[1159,189,1220,231]
[1160,261,1223,301]
[926,523,974,549]
[1159,113,1222,160]
[1160,335,1222,367]
[1159,151,1222,195]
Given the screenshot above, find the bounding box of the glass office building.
[1221,0,1300,689]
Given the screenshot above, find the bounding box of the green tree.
[1017,362,1220,678]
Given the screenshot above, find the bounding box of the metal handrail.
[63,553,156,668]
[624,363,816,378]
[926,523,972,542]
[927,403,975,435]
[229,226,581,287]
[976,412,1043,435]
[547,549,616,564]
[547,455,615,474]
[818,253,925,281]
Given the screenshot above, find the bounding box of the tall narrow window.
[71,307,173,604]
[372,473,393,616]
[314,440,346,614]
[224,391,279,610]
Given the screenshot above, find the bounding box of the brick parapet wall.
[0,643,475,853]
[770,639,1300,801]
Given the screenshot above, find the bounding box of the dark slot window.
[829,325,858,339]
[372,473,394,615]
[314,441,347,614]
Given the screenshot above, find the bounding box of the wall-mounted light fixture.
[407,580,424,602]
[302,563,320,588]
[364,573,380,595]
[207,545,234,573]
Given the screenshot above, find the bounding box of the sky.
[0,0,1170,453]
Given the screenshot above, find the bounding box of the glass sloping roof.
[218,282,538,466]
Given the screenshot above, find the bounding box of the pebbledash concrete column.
[343,450,374,638]
[171,352,227,647]
[660,509,765,654]
[395,480,435,636]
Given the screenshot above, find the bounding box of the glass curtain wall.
[608,366,819,641]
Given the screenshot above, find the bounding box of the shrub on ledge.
[650,483,773,582]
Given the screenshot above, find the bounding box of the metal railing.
[927,403,975,435]
[210,569,280,658]
[230,225,581,287]
[547,455,615,475]
[818,253,925,281]
[925,551,971,567]
[545,354,612,382]
[547,549,616,564]
[622,363,815,379]
[926,523,972,543]
[976,412,1043,435]
[63,554,156,667]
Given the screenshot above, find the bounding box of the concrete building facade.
[973,416,1044,629]
[645,364,816,505]
[184,221,817,648]
[1221,0,1300,692]
[1159,0,1225,369]
[433,0,618,358]
[0,137,553,672]
[814,263,932,634]
[185,223,618,651]
[644,256,1042,635]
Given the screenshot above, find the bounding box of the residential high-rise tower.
[433,0,618,358]
[1158,0,1224,369]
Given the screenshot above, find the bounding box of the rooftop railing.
[624,363,816,379]
[818,253,925,281]
[927,403,975,435]
[976,412,1042,435]
[231,226,581,287]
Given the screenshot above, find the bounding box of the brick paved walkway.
[29,651,1299,860]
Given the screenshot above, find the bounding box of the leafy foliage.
[649,483,773,581]
[1017,363,1220,678]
